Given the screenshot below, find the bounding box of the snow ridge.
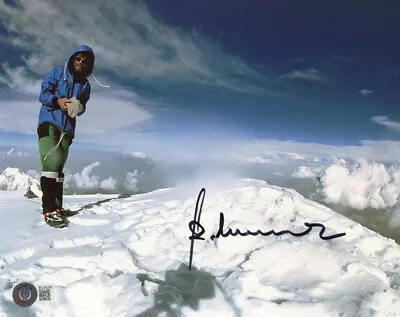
[0,178,399,316]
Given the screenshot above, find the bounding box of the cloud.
[316,160,400,210]
[129,152,151,159]
[0,0,269,94]
[76,89,152,134]
[0,100,38,134]
[125,171,140,192]
[371,116,400,133]
[68,130,400,171]
[292,166,320,178]
[0,65,41,95]
[247,152,307,165]
[65,162,101,189]
[1,147,28,158]
[280,68,328,82]
[258,139,400,165]
[0,86,152,135]
[20,159,152,193]
[360,88,373,96]
[100,177,117,190]
[7,137,400,203]
[61,162,149,192]
[246,156,272,164]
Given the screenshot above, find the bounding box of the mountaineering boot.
[40,175,68,228]
[42,210,68,228]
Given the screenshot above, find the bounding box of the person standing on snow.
[37,44,106,228]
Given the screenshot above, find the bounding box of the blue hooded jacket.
[38,45,95,139]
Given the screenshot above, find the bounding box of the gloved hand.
[65,97,83,118]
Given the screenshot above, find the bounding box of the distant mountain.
[0,167,41,198]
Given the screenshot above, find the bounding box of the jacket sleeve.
[38,67,60,109]
[77,82,90,116]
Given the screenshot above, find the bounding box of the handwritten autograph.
[188,188,346,270]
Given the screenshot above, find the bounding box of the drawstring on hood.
[44,45,109,161]
[91,73,110,88]
[64,61,67,81]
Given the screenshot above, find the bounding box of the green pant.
[38,123,71,173]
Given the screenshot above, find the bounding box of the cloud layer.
[360,88,373,96]
[0,0,268,94]
[316,160,400,210]
[371,116,400,133]
[0,88,152,136]
[280,68,328,82]
[19,162,142,193]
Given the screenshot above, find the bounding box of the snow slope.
[0,178,399,316]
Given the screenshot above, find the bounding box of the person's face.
[73,53,90,74]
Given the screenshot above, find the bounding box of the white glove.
[66,97,83,118]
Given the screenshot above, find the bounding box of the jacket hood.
[67,45,95,77]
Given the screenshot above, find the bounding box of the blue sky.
[145,0,400,144]
[0,0,400,160]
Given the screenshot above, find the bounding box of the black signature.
[188,188,346,270]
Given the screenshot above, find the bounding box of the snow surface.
[0,177,399,316]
